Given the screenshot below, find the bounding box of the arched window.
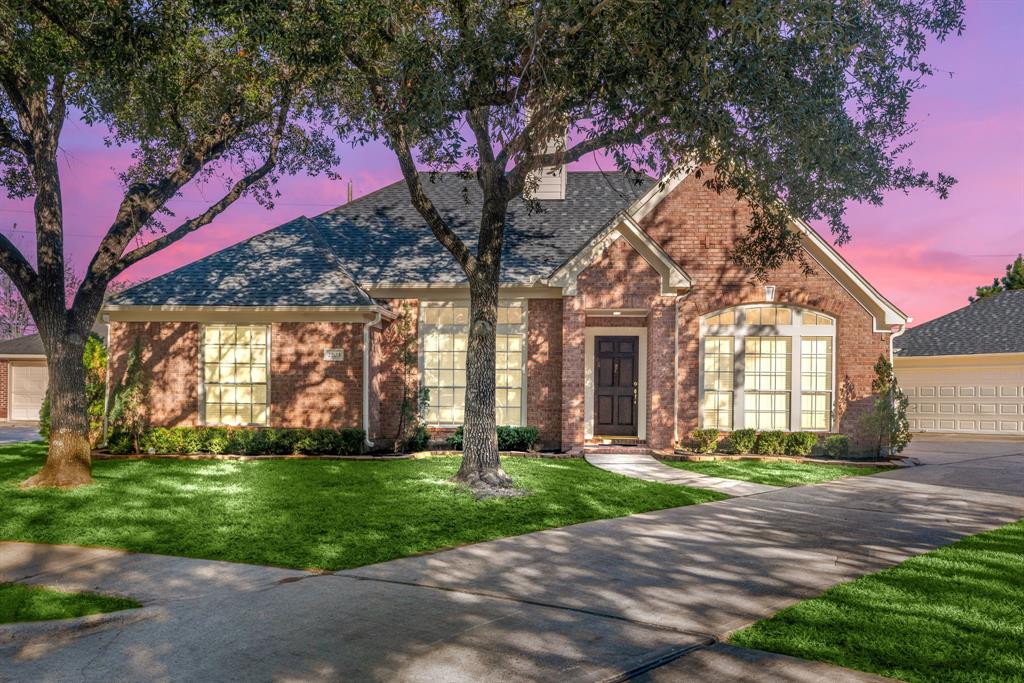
[700,305,836,432]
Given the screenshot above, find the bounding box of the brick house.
[102,167,909,452]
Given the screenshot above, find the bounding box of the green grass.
[664,459,894,487]
[0,442,724,571]
[0,582,140,624]
[731,519,1024,683]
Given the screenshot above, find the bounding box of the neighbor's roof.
[895,289,1024,357]
[0,322,108,357]
[110,217,374,308]
[108,172,653,307]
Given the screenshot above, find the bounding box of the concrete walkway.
[2,436,1022,682]
[585,452,781,496]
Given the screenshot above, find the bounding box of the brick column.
[647,299,676,449]
[560,295,586,451]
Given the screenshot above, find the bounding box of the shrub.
[728,428,757,454]
[110,427,364,456]
[406,424,430,452]
[445,425,541,452]
[499,425,540,451]
[754,430,787,455]
[689,428,720,454]
[823,434,851,458]
[785,431,819,456]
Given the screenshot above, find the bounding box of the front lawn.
[0,583,140,624]
[0,443,723,571]
[731,519,1024,683]
[664,459,894,487]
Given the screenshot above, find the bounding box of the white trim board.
[584,327,648,441]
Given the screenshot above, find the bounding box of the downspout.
[362,312,383,451]
[887,322,908,458]
[100,315,112,447]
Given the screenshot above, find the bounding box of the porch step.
[584,444,654,456]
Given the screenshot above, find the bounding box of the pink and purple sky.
[1,0,1021,325]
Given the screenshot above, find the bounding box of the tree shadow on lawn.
[0,443,721,571]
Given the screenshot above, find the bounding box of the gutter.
[362,312,383,450]
[889,323,908,364]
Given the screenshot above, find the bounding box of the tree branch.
[0,232,38,297]
[109,100,291,275]
[344,48,477,275]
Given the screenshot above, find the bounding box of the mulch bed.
[92,450,580,462]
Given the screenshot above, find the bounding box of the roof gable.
[548,212,691,295]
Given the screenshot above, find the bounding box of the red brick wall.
[108,321,201,426]
[0,360,8,419]
[638,172,891,445]
[369,300,419,444]
[527,298,562,449]
[270,322,363,429]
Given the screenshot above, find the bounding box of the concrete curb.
[662,453,900,467]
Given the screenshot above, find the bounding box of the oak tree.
[0,1,335,486]
[314,0,963,490]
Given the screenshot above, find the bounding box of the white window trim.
[583,326,648,441]
[199,323,273,427]
[699,305,836,432]
[418,300,528,428]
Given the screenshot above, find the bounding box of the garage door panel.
[897,362,1024,435]
[10,363,48,421]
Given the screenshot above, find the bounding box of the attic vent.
[524,112,567,201]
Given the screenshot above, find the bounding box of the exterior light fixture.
[764,285,776,302]
[612,311,622,316]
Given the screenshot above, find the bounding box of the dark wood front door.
[594,336,639,437]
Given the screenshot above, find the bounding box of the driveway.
[0,425,39,444]
[2,437,1022,682]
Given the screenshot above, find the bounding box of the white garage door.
[898,361,1024,435]
[9,362,48,421]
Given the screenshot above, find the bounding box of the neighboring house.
[895,290,1024,436]
[102,166,909,452]
[0,323,107,422]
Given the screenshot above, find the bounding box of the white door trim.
[584,327,648,441]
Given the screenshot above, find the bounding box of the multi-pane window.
[701,337,734,429]
[801,337,833,430]
[203,324,269,425]
[420,300,526,426]
[700,306,836,432]
[744,336,791,430]
[746,306,792,326]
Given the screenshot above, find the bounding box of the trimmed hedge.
[689,428,720,454]
[727,428,758,454]
[109,426,366,456]
[753,430,787,455]
[823,434,851,458]
[784,431,819,456]
[445,425,541,452]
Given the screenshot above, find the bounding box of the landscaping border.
[92,450,582,462]
[661,452,911,468]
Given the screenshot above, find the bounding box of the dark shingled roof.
[109,172,653,307]
[315,171,653,286]
[0,322,108,357]
[111,217,374,307]
[895,290,1024,357]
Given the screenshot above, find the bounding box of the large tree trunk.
[454,272,513,489]
[21,333,92,489]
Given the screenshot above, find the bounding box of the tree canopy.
[970,254,1024,302]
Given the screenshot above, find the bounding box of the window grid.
[745,306,793,326]
[744,336,791,430]
[203,324,269,426]
[701,336,734,429]
[801,337,833,430]
[420,301,526,426]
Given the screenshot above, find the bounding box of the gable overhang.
[793,218,910,331]
[101,304,396,324]
[545,211,692,296]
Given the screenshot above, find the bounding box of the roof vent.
[524,110,567,200]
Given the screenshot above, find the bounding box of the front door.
[594,336,639,437]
